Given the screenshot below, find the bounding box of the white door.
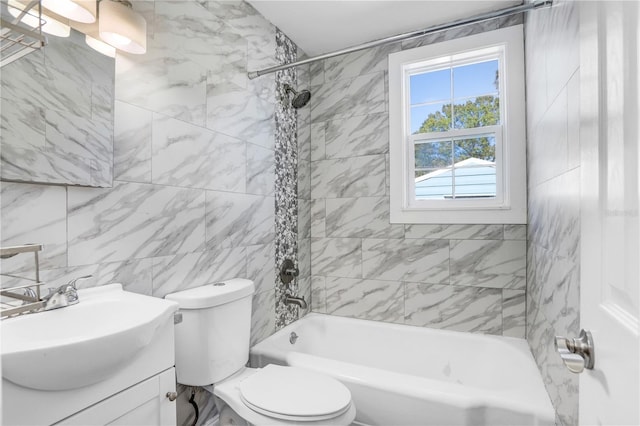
[579,1,640,425]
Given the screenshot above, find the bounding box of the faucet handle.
[61,275,92,306]
[67,275,93,289]
[280,259,299,285]
[284,267,299,276]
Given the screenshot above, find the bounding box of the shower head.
[283,84,311,109]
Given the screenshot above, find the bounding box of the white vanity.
[2,284,179,425]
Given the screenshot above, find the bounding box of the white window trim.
[389,25,526,224]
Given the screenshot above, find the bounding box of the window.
[388,25,526,224]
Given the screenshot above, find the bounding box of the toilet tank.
[165,278,255,386]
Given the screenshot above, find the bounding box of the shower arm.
[247,0,552,80]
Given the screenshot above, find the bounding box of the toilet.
[165,278,356,426]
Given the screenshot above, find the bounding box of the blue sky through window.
[410,68,450,104]
[410,59,499,133]
[453,60,499,98]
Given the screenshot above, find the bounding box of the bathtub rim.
[250,313,555,424]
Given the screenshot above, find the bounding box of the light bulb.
[98,0,146,54]
[100,32,131,46]
[41,0,96,24]
[85,35,116,58]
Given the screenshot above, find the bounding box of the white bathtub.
[250,313,555,426]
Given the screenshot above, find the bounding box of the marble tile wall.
[0,28,114,187]
[1,2,279,425]
[307,16,527,338]
[524,1,580,424]
[296,58,313,324]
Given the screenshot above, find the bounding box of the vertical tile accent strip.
[274,29,299,328]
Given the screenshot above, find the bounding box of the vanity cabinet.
[2,285,179,426]
[57,368,176,425]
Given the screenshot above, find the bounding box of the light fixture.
[41,0,96,24]
[8,0,71,38]
[99,0,146,54]
[85,34,116,58]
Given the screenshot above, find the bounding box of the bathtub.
[250,313,555,426]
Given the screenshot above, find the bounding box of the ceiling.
[247,1,522,57]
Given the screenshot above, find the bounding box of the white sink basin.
[1,284,178,391]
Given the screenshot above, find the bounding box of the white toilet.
[166,278,356,426]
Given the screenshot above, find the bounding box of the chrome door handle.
[554,329,595,373]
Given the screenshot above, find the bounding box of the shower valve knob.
[280,259,299,284]
[284,268,299,276]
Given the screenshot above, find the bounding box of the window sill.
[390,204,527,224]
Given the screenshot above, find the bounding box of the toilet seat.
[214,366,355,425]
[238,365,352,421]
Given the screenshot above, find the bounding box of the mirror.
[0,24,115,187]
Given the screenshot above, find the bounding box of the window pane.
[415,140,452,169]
[411,103,452,134]
[453,59,499,98]
[410,69,450,105]
[415,168,453,200]
[452,166,496,198]
[452,134,496,199]
[454,136,496,163]
[415,138,454,200]
[452,96,500,129]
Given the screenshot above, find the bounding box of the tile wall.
[305,16,528,337]
[296,58,313,325]
[1,2,281,425]
[524,0,581,424]
[0,29,114,186]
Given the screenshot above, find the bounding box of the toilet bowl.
[165,279,355,426]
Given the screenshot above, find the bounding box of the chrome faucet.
[42,275,92,311]
[284,294,308,310]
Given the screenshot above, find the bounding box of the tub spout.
[284,294,308,310]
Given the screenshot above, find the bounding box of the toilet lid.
[239,365,352,421]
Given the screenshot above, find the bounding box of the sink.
[1,284,178,391]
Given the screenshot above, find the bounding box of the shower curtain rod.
[247,0,552,79]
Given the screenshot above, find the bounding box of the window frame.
[388,25,526,224]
